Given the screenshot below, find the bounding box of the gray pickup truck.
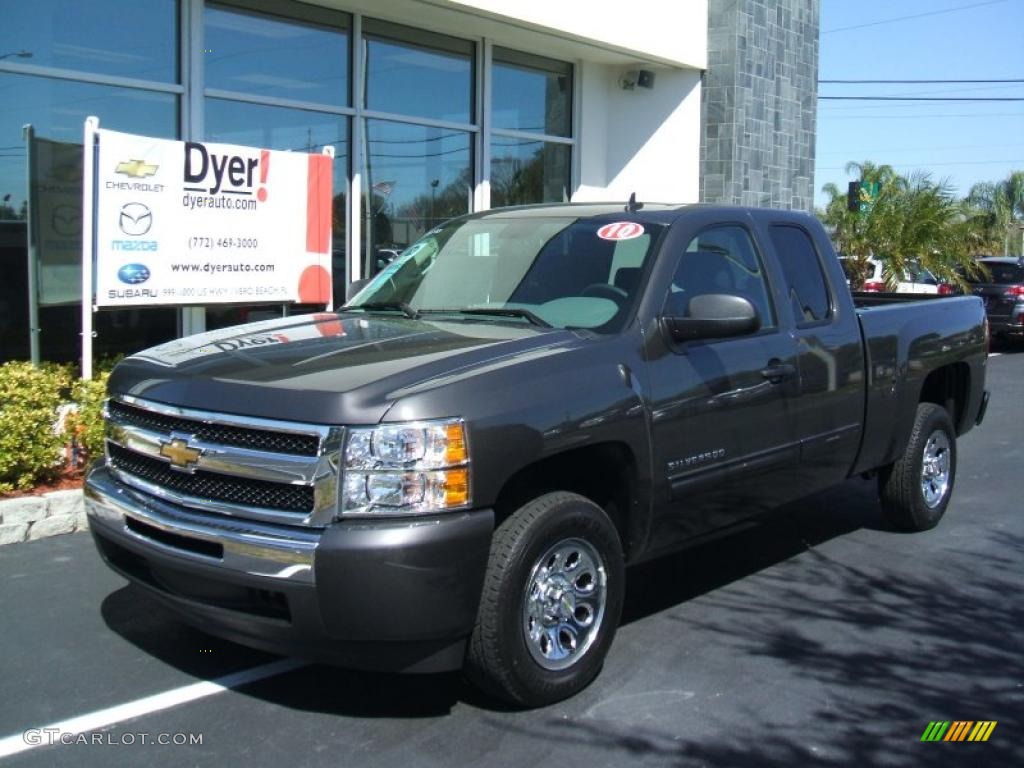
[85,203,989,706]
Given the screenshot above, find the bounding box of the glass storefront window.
[0,0,178,83]
[204,3,349,107]
[362,119,472,277]
[204,99,349,328]
[0,74,177,218]
[490,138,570,208]
[0,73,178,363]
[492,48,571,137]
[363,21,473,124]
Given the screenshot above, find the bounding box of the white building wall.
[574,63,702,204]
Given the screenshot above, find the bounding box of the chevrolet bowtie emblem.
[159,438,202,470]
[115,159,158,178]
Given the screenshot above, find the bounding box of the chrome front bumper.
[85,462,319,585]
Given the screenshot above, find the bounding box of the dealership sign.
[89,127,333,308]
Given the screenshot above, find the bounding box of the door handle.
[760,362,796,383]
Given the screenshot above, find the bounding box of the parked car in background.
[966,257,1024,341]
[839,256,954,295]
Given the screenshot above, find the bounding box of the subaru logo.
[119,202,152,236]
[117,263,151,285]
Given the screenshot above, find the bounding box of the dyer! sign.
[89,127,334,308]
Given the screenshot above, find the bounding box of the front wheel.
[465,492,624,707]
[878,402,957,531]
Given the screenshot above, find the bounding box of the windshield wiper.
[343,301,419,320]
[423,307,552,328]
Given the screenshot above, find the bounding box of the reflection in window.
[363,21,473,123]
[0,0,177,82]
[363,120,471,277]
[0,74,178,363]
[0,74,177,219]
[492,48,571,137]
[490,139,569,208]
[204,3,349,106]
[769,225,832,324]
[204,100,350,327]
[675,226,776,328]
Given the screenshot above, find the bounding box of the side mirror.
[345,278,371,302]
[662,294,760,342]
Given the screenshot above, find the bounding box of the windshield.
[346,215,664,332]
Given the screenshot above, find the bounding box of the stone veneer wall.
[702,0,819,211]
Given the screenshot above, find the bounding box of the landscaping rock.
[1,497,47,526]
[43,489,82,519]
[29,514,77,540]
[0,523,29,545]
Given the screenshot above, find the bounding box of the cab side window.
[664,225,776,330]
[769,225,832,325]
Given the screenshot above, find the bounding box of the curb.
[0,489,86,545]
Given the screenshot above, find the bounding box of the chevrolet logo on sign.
[115,159,158,178]
[159,438,202,471]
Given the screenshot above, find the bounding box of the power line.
[819,96,1024,101]
[819,78,1024,84]
[822,0,1008,34]
[816,111,1022,119]
[817,142,1024,156]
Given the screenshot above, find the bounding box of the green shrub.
[67,372,110,463]
[0,362,73,493]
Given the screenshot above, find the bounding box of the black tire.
[465,492,625,707]
[878,402,957,531]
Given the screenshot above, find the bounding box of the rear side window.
[770,225,832,324]
[975,262,1024,285]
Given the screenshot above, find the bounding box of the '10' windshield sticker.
[597,222,645,241]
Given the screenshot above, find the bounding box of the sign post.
[23,124,40,365]
[82,116,99,381]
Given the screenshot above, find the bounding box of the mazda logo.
[51,205,81,237]
[119,202,153,236]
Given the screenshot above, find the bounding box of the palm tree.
[818,161,902,287]
[967,171,1024,256]
[818,164,986,288]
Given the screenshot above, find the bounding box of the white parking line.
[0,658,305,759]
[989,352,1002,357]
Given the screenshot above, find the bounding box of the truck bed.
[852,294,987,476]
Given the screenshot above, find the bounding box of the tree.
[818,162,988,288]
[966,171,1024,256]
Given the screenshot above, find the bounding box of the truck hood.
[108,312,581,424]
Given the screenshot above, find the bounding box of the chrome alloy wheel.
[522,538,607,671]
[921,430,951,508]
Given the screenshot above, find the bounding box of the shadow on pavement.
[483,514,1024,766]
[97,473,1022,753]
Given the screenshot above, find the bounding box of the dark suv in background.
[967,257,1024,342]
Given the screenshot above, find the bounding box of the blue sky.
[814,0,1023,208]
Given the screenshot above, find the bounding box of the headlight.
[341,419,470,516]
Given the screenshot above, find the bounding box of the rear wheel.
[878,402,957,531]
[465,492,624,707]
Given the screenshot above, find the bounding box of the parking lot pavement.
[1,350,1022,768]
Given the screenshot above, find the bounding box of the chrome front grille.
[107,399,320,456]
[103,395,342,527]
